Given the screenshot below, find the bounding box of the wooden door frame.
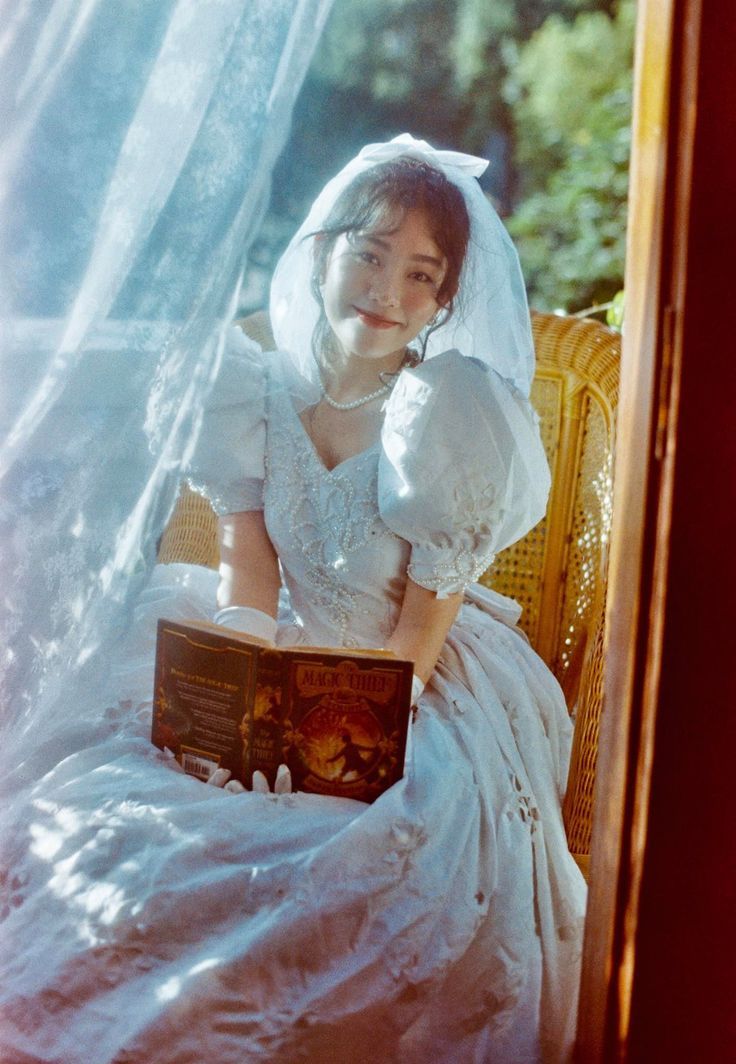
[575,0,702,1056]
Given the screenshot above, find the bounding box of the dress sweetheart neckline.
[285,394,381,476]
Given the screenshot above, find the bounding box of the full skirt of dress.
[0,563,586,1064]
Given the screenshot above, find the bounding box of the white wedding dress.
[0,329,586,1064]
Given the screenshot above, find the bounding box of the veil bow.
[357,133,489,180]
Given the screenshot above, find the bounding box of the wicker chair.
[158,310,620,877]
[484,312,620,879]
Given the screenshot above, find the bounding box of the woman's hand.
[206,764,292,794]
[253,764,292,794]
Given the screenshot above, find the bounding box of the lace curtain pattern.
[0,0,333,769]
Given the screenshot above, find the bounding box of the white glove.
[162,747,186,773]
[411,674,425,707]
[253,764,292,794]
[206,764,292,794]
[206,767,246,793]
[213,606,277,645]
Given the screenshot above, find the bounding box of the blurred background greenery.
[242,0,633,320]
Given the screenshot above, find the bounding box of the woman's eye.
[358,251,379,265]
[412,271,437,285]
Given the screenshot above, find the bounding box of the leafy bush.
[241,0,633,318]
[504,0,634,311]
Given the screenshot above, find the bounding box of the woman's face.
[319,208,447,363]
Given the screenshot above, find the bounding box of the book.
[151,618,414,803]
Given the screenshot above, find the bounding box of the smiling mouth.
[353,306,401,329]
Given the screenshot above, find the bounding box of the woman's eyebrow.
[365,234,444,268]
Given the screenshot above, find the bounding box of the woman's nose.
[368,279,400,307]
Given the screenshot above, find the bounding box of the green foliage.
[451,0,617,146]
[312,0,458,106]
[504,0,634,311]
[242,0,633,318]
[606,288,625,330]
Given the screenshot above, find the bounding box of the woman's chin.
[336,330,412,364]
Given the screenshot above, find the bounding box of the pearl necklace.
[318,350,413,411]
[319,379,393,410]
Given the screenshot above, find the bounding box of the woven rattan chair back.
[157,309,621,875]
[481,312,619,876]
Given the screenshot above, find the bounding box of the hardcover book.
[151,618,414,803]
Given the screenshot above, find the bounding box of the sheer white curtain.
[0,0,333,770]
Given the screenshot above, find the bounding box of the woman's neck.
[319,347,407,403]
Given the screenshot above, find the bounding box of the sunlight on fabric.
[76,643,97,668]
[47,857,82,898]
[70,595,87,622]
[57,5,245,354]
[1,350,75,467]
[267,0,332,112]
[0,2,345,1058]
[156,976,182,1003]
[383,437,412,498]
[0,2,97,207]
[96,360,216,606]
[37,638,59,661]
[33,797,84,834]
[17,1,97,106]
[30,800,142,935]
[81,881,128,925]
[47,861,128,935]
[99,483,163,595]
[188,957,220,977]
[29,821,66,861]
[154,955,229,1007]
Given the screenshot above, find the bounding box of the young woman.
[0,136,586,1064]
[187,135,587,1061]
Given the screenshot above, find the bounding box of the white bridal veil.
[0,0,333,771]
[271,133,537,399]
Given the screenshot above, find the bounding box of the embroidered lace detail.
[408,478,500,593]
[511,772,541,834]
[383,455,502,596]
[264,391,398,646]
[408,541,496,597]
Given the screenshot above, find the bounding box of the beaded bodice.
[189,333,552,645]
[263,388,410,648]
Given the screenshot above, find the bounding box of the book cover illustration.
[279,656,411,802]
[152,619,413,803]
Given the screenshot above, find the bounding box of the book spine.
[239,642,257,786]
[247,647,286,789]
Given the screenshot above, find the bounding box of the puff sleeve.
[378,349,550,598]
[185,326,267,516]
